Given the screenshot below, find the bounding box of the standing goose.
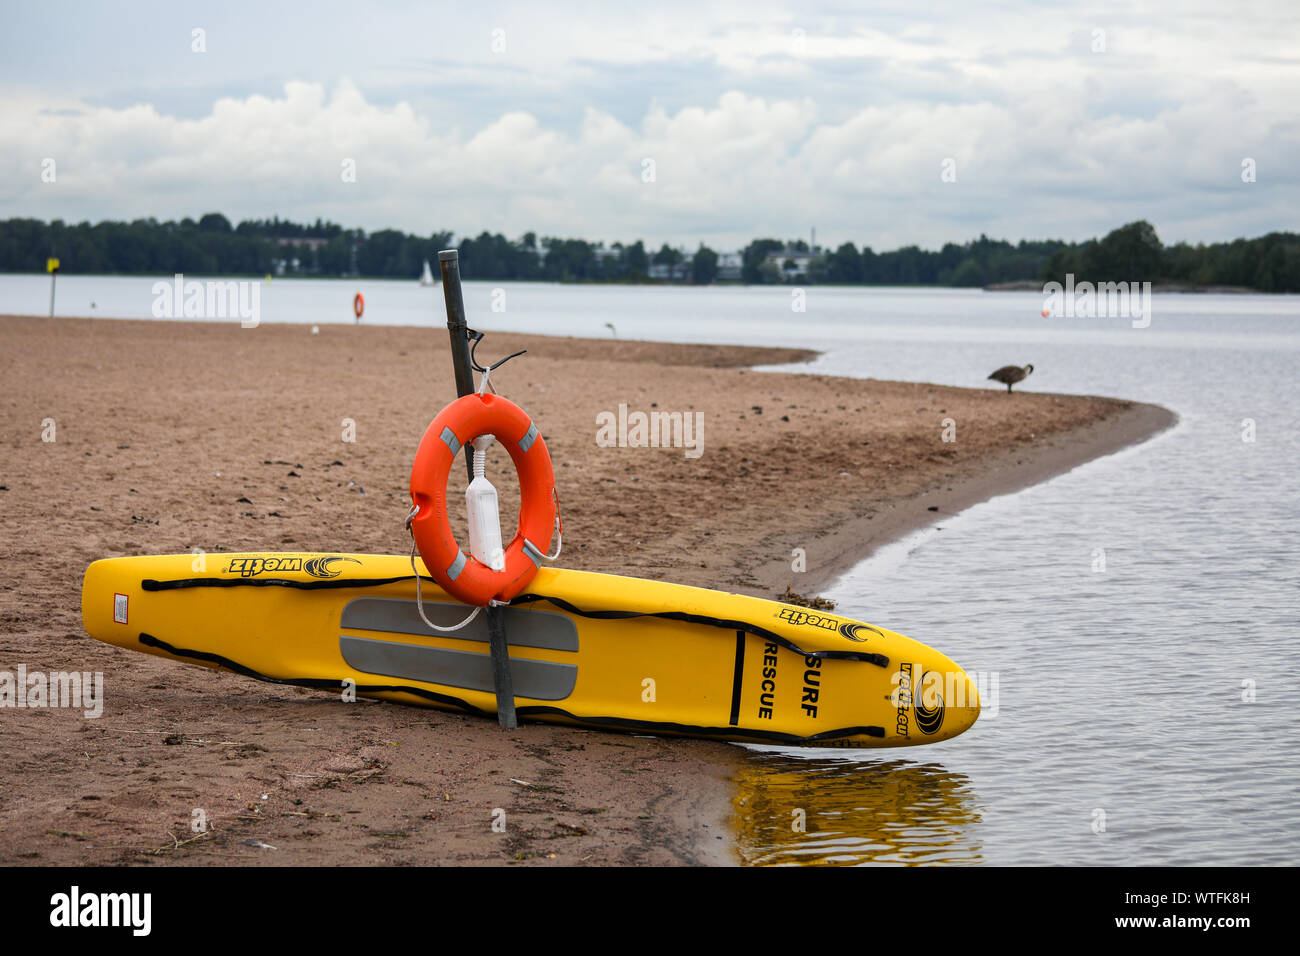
[988,363,1034,393]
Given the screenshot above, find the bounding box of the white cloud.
[3,0,1298,251]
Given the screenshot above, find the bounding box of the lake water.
[5,274,1297,865]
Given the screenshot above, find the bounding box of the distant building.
[276,237,328,251]
[763,246,821,279]
[715,252,743,281]
[648,250,692,281]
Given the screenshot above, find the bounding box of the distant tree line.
[1,214,1296,291]
[1033,220,1300,292]
[744,221,1300,291]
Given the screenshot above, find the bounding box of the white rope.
[405,504,482,633]
[543,519,562,561]
[542,491,562,561]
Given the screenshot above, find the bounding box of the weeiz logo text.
[778,607,838,631]
[152,273,261,327]
[224,556,360,578]
[778,607,882,642]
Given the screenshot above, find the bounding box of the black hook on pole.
[469,334,526,374]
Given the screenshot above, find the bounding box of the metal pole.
[48,271,56,318]
[483,609,515,729]
[438,249,476,483]
[436,247,517,729]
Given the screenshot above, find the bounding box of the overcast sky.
[2,0,1296,251]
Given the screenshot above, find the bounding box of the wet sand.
[0,315,1173,866]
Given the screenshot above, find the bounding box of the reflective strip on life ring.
[353,293,365,318]
[409,393,557,606]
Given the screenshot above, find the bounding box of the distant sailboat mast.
[419,260,436,286]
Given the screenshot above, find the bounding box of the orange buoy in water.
[353,292,365,320]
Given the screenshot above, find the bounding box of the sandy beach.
[0,314,1173,866]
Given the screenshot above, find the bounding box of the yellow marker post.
[47,258,60,317]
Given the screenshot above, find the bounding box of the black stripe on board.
[729,630,745,726]
[508,593,890,667]
[514,706,887,743]
[135,633,885,745]
[137,632,487,716]
[142,575,424,592]
[137,576,889,667]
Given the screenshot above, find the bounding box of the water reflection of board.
[82,553,980,748]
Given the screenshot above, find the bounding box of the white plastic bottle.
[465,435,506,571]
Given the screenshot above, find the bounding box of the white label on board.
[113,593,128,624]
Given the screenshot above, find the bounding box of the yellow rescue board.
[81,553,979,748]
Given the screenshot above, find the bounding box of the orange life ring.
[353,292,364,318]
[409,393,557,606]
